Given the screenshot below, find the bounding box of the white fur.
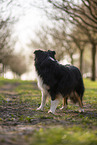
[36,72,49,110]
[49,57,55,61]
[36,72,49,92]
[36,72,61,114]
[37,91,47,111]
[49,57,58,63]
[79,108,84,113]
[48,99,59,114]
[60,105,67,110]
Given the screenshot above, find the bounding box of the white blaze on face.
[49,57,55,61]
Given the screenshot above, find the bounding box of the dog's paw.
[79,109,84,113]
[60,105,67,110]
[60,106,64,110]
[36,106,43,111]
[48,110,59,116]
[48,110,55,114]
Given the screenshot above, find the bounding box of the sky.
[1,0,81,48]
[1,0,81,54]
[12,0,81,52]
[12,1,48,53]
[1,0,49,52]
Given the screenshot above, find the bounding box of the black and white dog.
[34,50,85,114]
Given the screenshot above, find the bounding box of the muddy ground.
[0,81,97,145]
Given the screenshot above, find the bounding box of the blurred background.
[0,0,97,81]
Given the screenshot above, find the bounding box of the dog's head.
[34,50,56,62]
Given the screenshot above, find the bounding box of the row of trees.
[30,0,97,81]
[0,17,27,77]
[0,0,97,80]
[0,1,28,77]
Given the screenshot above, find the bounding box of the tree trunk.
[2,64,5,74]
[70,53,74,65]
[91,44,96,81]
[79,49,84,75]
[2,64,6,77]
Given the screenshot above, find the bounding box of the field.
[0,78,97,145]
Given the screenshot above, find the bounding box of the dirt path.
[0,81,97,145]
[0,82,68,144]
[0,83,34,145]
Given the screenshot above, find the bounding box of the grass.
[29,127,97,145]
[0,77,97,144]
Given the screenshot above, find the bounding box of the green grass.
[0,77,97,145]
[29,127,97,145]
[84,79,97,89]
[0,77,19,85]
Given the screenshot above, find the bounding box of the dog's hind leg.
[60,97,68,110]
[37,91,47,111]
[75,92,84,112]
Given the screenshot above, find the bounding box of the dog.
[34,50,85,114]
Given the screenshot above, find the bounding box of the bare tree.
[29,25,66,61]
[29,22,78,64]
[0,0,26,75]
[3,54,28,77]
[0,17,13,74]
[47,0,97,80]
[48,0,97,30]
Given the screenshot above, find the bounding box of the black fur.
[34,50,85,103]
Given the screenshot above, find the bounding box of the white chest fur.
[36,72,49,93]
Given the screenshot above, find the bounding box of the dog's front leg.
[37,91,47,111]
[48,99,59,114]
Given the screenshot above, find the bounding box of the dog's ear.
[48,50,56,55]
[34,50,43,55]
[34,50,37,54]
[52,51,56,55]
